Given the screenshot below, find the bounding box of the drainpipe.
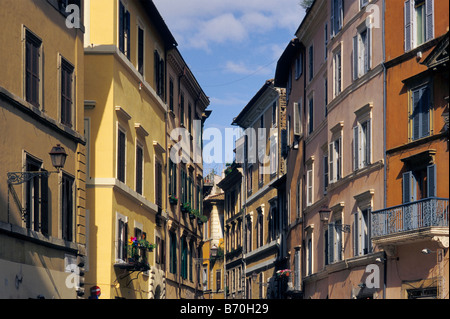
[382,0,387,300]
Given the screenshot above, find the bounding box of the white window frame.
[404,0,435,51]
[306,159,314,207]
[333,45,342,97]
[115,212,128,263]
[329,125,343,183]
[353,25,372,80]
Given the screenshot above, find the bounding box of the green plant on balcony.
[127,236,156,271]
[169,194,178,205]
[190,209,199,220]
[181,202,191,213]
[197,214,208,225]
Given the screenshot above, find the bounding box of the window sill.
[0,221,82,255]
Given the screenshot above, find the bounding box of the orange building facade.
[374,0,449,299]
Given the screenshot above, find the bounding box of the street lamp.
[7,144,68,185]
[210,244,218,258]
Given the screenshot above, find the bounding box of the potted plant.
[276,269,291,279]
[190,209,199,220]
[197,214,207,226]
[169,194,178,205]
[181,202,191,214]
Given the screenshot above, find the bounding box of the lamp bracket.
[7,171,57,185]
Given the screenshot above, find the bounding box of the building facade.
[0,0,86,299]
[83,0,176,299]
[231,80,287,299]
[165,46,210,299]
[375,0,449,299]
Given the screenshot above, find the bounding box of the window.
[155,160,162,208]
[169,158,177,198]
[169,231,177,274]
[296,180,301,218]
[180,92,185,126]
[169,78,174,112]
[181,167,187,204]
[188,103,193,135]
[323,154,329,194]
[189,241,194,281]
[403,164,436,203]
[328,218,343,263]
[405,0,434,51]
[333,48,342,97]
[137,26,144,75]
[353,119,372,170]
[295,52,303,79]
[61,173,74,242]
[324,24,328,60]
[329,135,342,183]
[246,216,252,253]
[325,78,328,116]
[293,100,302,136]
[117,128,126,183]
[25,29,41,107]
[154,50,165,98]
[60,58,74,127]
[410,84,431,141]
[155,236,165,270]
[272,102,277,126]
[270,133,277,176]
[306,164,313,206]
[247,165,253,194]
[309,45,314,81]
[353,27,371,80]
[294,248,301,290]
[136,144,143,194]
[307,236,313,276]
[360,0,369,9]
[117,214,128,262]
[324,229,329,266]
[257,209,264,248]
[24,156,48,235]
[331,0,344,37]
[118,1,130,59]
[216,269,222,291]
[308,96,314,134]
[354,208,371,256]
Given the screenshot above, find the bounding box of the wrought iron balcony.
[371,197,449,239]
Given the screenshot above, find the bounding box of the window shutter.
[404,0,413,51]
[366,119,371,165]
[329,142,334,183]
[353,125,359,171]
[154,50,160,94]
[159,59,165,98]
[138,27,144,75]
[123,221,128,260]
[412,89,421,140]
[421,87,430,138]
[328,223,334,263]
[427,164,436,197]
[156,161,162,208]
[403,171,413,203]
[40,171,49,236]
[338,0,343,31]
[353,35,358,80]
[337,137,342,180]
[364,28,371,72]
[293,102,300,136]
[353,213,359,256]
[425,0,434,42]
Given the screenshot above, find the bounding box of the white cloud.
[153,0,304,50]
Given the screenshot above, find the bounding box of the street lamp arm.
[7,171,59,185]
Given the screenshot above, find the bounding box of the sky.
[152,0,307,174]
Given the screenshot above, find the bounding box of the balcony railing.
[371,197,449,238]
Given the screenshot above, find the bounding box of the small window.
[136,144,143,194]
[61,58,74,127]
[331,0,344,37]
[353,27,371,80]
[117,128,126,183]
[25,30,42,107]
[405,0,434,51]
[137,26,144,75]
[410,84,431,141]
[333,49,342,97]
[118,1,130,59]
[61,173,74,242]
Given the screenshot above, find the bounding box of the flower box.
[169,195,178,205]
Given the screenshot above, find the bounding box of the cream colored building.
[83,0,176,299]
[0,0,86,299]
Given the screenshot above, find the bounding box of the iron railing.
[371,197,449,237]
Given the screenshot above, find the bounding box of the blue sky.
[152,0,306,174]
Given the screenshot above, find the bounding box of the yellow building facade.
[83,0,176,299]
[0,0,86,299]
